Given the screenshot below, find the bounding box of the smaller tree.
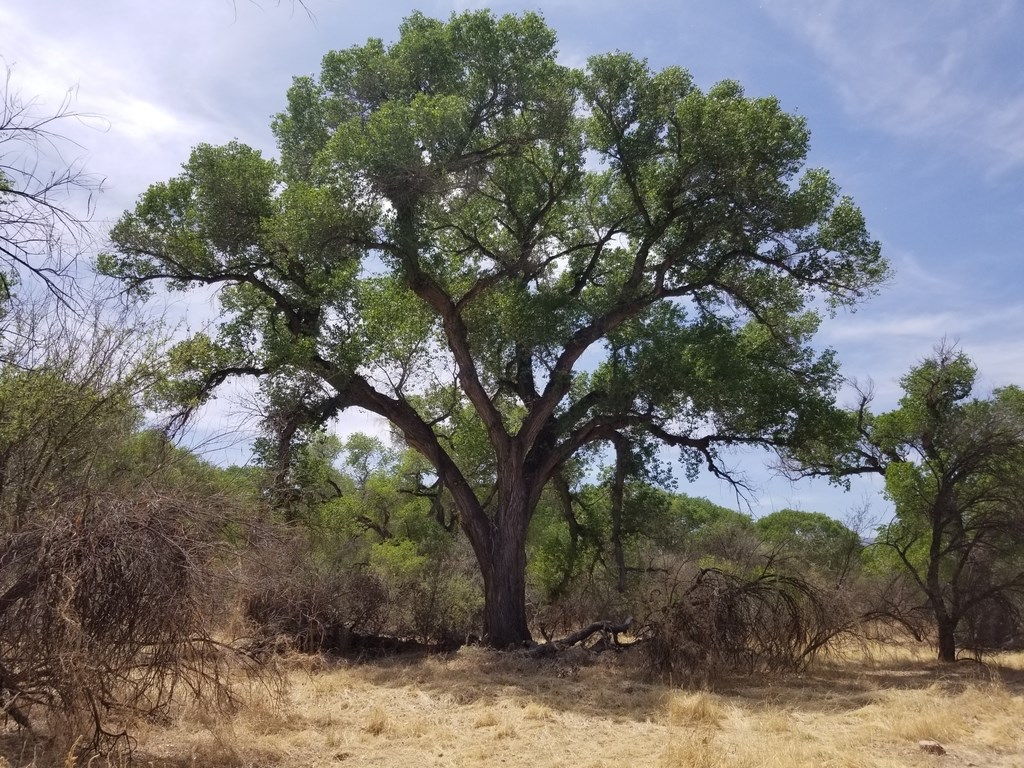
[0,301,159,530]
[245,426,483,648]
[788,345,1024,661]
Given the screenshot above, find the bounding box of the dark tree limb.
[529,617,634,658]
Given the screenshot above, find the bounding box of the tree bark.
[474,466,534,648]
[936,616,957,663]
[927,492,957,663]
[480,508,531,647]
[481,535,531,647]
[344,369,538,649]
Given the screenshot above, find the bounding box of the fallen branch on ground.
[530,617,634,658]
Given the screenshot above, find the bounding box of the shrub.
[242,529,483,652]
[639,562,855,680]
[242,534,389,653]
[0,492,238,755]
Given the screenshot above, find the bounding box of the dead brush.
[0,491,261,761]
[240,533,390,655]
[640,564,857,681]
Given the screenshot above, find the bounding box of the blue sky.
[3,0,1022,523]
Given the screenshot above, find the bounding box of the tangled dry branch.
[0,491,245,754]
[641,566,855,679]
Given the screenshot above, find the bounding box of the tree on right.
[789,344,1024,661]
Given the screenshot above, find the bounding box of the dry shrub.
[398,546,483,646]
[363,705,392,736]
[658,729,720,768]
[855,573,930,646]
[242,529,482,653]
[665,690,727,727]
[959,592,1024,653]
[640,565,854,680]
[0,491,242,757]
[241,533,390,653]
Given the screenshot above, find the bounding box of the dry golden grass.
[4,643,1022,767]
[664,690,727,728]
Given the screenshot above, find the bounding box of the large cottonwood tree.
[101,11,886,646]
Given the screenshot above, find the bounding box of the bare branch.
[0,66,105,306]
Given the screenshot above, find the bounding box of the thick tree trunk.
[927,500,957,663]
[936,614,957,663]
[926,566,957,662]
[477,473,534,648]
[481,529,531,647]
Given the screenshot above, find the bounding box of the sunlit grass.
[14,645,1021,768]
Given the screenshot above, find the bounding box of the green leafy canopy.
[102,10,885,467]
[101,11,887,635]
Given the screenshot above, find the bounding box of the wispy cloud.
[1,2,324,211]
[763,0,1024,172]
[823,305,1024,343]
[0,7,195,141]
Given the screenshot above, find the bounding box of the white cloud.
[1,0,320,228]
[823,305,1024,343]
[763,0,1024,172]
[0,7,194,143]
[957,338,1024,396]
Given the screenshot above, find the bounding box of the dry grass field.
[7,643,1024,767]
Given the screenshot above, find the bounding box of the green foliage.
[0,301,249,754]
[103,9,885,444]
[0,312,160,529]
[671,494,751,538]
[528,485,760,600]
[793,345,1024,658]
[0,306,259,564]
[861,516,927,576]
[755,508,860,575]
[526,498,578,598]
[102,10,888,644]
[111,429,257,498]
[249,428,482,643]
